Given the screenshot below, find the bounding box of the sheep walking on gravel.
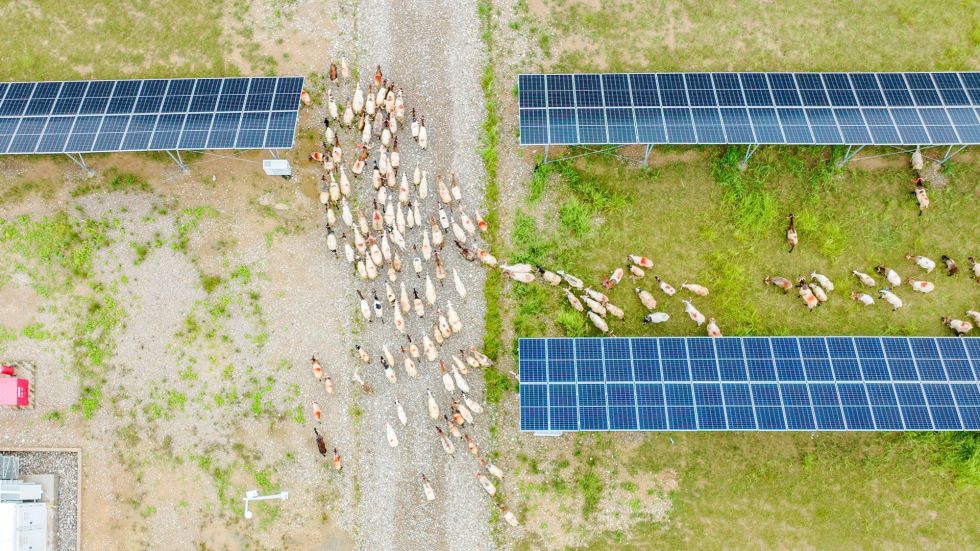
[310,355,323,380]
[421,475,436,501]
[314,428,327,457]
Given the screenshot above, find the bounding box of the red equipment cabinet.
[0,377,29,406]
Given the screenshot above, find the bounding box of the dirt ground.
[0,0,496,549]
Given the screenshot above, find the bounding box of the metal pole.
[65,153,90,173]
[543,144,549,164]
[166,150,189,171]
[836,145,865,167]
[939,145,966,164]
[269,149,280,159]
[642,144,653,166]
[738,144,759,171]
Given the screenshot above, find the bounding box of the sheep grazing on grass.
[635,288,657,310]
[906,254,936,273]
[942,316,973,336]
[913,179,930,214]
[907,278,935,293]
[683,300,706,325]
[797,278,819,310]
[879,288,904,311]
[851,292,875,306]
[642,312,670,324]
[764,275,793,293]
[875,265,902,287]
[602,267,624,289]
[852,270,876,287]
[786,213,798,252]
[655,275,676,296]
[681,283,709,297]
[628,254,654,268]
[941,255,959,276]
[966,310,980,326]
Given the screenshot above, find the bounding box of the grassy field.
[526,0,980,72]
[495,1,980,548]
[510,149,980,339]
[0,0,271,81]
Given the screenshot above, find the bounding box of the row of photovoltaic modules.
[0,77,304,154]
[517,73,980,145]
[518,337,980,432]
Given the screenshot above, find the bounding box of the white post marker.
[243,489,289,519]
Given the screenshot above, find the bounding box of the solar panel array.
[0,77,304,154]
[519,337,980,432]
[518,73,980,146]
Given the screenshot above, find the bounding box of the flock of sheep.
[301,62,518,523]
[293,61,975,524]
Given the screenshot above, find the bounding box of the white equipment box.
[262,159,292,177]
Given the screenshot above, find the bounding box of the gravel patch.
[274,0,497,549]
[1,449,80,551]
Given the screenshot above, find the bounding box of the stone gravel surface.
[344,2,493,549]
[3,450,80,551]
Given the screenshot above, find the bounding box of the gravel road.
[336,1,494,550]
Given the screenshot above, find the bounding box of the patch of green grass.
[537,0,980,72]
[172,206,219,253]
[0,212,111,295]
[200,274,223,294]
[0,0,243,81]
[71,168,150,197]
[0,179,58,205]
[478,0,506,392]
[554,307,587,336]
[78,386,102,420]
[20,323,52,340]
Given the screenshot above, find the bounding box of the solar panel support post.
[836,145,866,167]
[642,144,653,166]
[64,153,94,176]
[166,150,189,172]
[268,149,280,159]
[738,144,760,171]
[543,144,549,163]
[939,145,967,165]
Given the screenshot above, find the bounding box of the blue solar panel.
[0,76,303,154]
[518,72,980,146]
[519,337,980,432]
